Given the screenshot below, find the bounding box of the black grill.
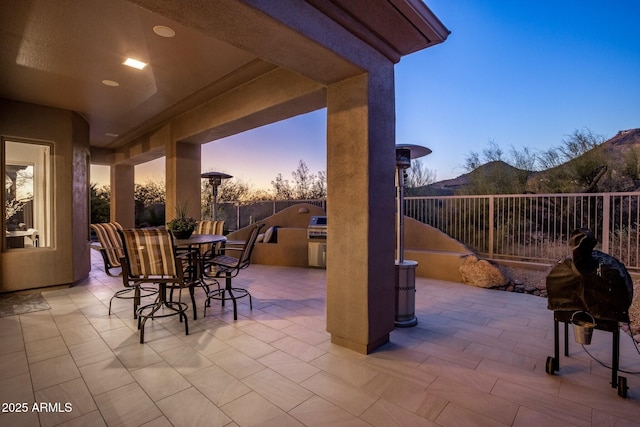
[545,228,634,398]
[546,253,633,323]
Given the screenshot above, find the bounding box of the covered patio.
[1,0,450,355]
[0,252,638,426]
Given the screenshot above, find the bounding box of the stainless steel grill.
[307,216,327,268]
[307,216,327,240]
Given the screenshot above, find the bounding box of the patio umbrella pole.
[394,144,431,328]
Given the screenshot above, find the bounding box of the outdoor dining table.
[173,233,226,319]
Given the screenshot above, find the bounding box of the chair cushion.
[121,229,177,277]
[91,222,124,267]
[212,254,240,269]
[263,226,278,243]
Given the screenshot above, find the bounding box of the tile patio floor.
[1,251,639,426]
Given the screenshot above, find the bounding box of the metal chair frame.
[119,228,196,343]
[92,222,157,318]
[204,223,264,320]
[190,220,225,296]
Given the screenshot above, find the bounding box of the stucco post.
[326,69,396,354]
[110,164,135,228]
[166,141,202,221]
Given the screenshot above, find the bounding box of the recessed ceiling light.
[123,58,147,70]
[102,79,119,87]
[106,133,119,137]
[153,25,175,38]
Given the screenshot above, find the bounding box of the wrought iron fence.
[217,192,640,270]
[218,199,326,231]
[406,192,640,270]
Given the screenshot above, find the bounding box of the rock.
[459,255,509,289]
[535,282,547,291]
[524,284,537,293]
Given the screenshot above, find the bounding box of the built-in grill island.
[307,216,327,268]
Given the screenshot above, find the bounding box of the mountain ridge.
[420,128,640,196]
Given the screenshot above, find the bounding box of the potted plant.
[166,201,196,239]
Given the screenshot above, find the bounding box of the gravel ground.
[499,264,640,341]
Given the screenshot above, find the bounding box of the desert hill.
[420,128,640,196]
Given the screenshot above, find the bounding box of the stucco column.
[326,69,396,354]
[110,164,135,228]
[165,141,202,220]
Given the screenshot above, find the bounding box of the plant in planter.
[166,201,197,239]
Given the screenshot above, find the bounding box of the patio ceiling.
[0,0,448,154]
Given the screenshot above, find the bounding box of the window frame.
[2,137,54,250]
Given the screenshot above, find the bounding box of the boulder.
[459,255,508,289]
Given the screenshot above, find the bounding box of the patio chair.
[90,222,125,277]
[119,228,197,343]
[204,223,264,320]
[196,219,225,258]
[25,228,39,247]
[92,222,157,318]
[187,220,225,297]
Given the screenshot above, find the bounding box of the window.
[4,140,52,249]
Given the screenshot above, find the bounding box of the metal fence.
[217,192,640,270]
[406,192,640,270]
[218,199,326,231]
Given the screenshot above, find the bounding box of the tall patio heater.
[201,171,232,221]
[395,144,431,327]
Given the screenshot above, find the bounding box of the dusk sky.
[93,0,640,190]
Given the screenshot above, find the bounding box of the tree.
[134,180,166,226]
[482,140,503,162]
[90,183,110,223]
[291,160,315,199]
[404,160,437,196]
[462,140,535,194]
[200,177,252,220]
[558,128,604,159]
[464,151,482,172]
[405,159,436,188]
[622,146,640,181]
[217,178,250,202]
[134,180,165,207]
[460,161,528,195]
[309,170,327,199]
[509,145,537,172]
[271,173,293,200]
[461,128,610,194]
[538,128,607,193]
[537,147,562,169]
[268,161,327,200]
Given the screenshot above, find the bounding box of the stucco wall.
[227,204,473,282]
[0,99,91,291]
[225,203,325,267]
